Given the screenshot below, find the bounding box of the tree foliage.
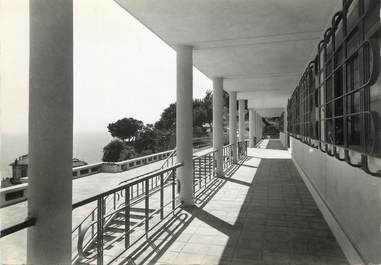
[102,139,136,162]
[107,117,143,142]
[154,103,176,131]
[134,124,157,154]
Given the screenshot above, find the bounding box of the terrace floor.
[107,140,349,265]
[0,147,211,264]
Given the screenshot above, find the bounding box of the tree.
[102,139,136,162]
[154,103,176,131]
[102,140,124,162]
[134,124,157,154]
[107,117,143,142]
[202,90,213,130]
[193,99,206,127]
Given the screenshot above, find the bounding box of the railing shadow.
[111,157,250,265]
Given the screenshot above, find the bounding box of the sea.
[1,131,113,179]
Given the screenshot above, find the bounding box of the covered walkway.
[104,140,348,265]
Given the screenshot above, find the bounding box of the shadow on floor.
[111,140,349,265]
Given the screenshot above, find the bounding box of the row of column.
[27,5,264,262]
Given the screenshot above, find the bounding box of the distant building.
[9,155,87,181]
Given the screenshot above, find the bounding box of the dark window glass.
[347,55,360,92]
[315,121,320,140]
[326,103,333,118]
[335,99,344,116]
[334,68,343,98]
[347,2,360,34]
[327,41,333,59]
[347,114,362,151]
[346,91,361,113]
[326,59,333,75]
[347,29,359,56]
[326,78,333,102]
[335,47,344,67]
[335,118,344,145]
[309,96,314,112]
[326,119,334,143]
[315,89,319,107]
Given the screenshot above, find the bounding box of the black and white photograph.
[1,0,380,264]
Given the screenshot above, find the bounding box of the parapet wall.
[0,150,174,208]
[291,137,381,264]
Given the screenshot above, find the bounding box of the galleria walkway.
[1,140,349,265]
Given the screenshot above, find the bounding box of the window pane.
[346,91,361,113]
[334,68,343,98]
[335,98,344,116]
[347,55,360,91]
[326,78,333,102]
[335,47,344,67]
[326,103,333,118]
[335,118,344,145]
[326,119,334,143]
[347,114,362,151]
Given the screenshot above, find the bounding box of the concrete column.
[284,107,288,147]
[259,114,263,139]
[229,92,238,162]
[213,78,224,176]
[284,107,288,133]
[238,100,245,141]
[249,109,256,147]
[176,45,193,206]
[256,112,262,139]
[28,0,73,264]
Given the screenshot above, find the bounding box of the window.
[287,0,380,160]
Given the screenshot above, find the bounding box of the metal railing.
[192,150,216,194]
[0,217,36,238]
[72,164,182,265]
[222,144,234,170]
[71,149,177,263]
[73,143,247,264]
[238,140,248,159]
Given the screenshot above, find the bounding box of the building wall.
[290,137,381,264]
[291,138,381,264]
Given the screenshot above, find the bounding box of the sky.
[0,0,212,134]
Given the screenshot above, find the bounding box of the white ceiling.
[115,0,341,108]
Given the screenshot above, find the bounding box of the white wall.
[291,138,381,264]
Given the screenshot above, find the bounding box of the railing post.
[160,174,164,219]
[214,152,217,176]
[124,187,130,248]
[198,158,201,185]
[172,171,176,211]
[222,149,224,170]
[145,179,149,234]
[91,211,95,237]
[113,193,116,210]
[204,156,207,178]
[209,153,211,176]
[96,198,104,265]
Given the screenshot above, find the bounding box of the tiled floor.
[110,140,349,265]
